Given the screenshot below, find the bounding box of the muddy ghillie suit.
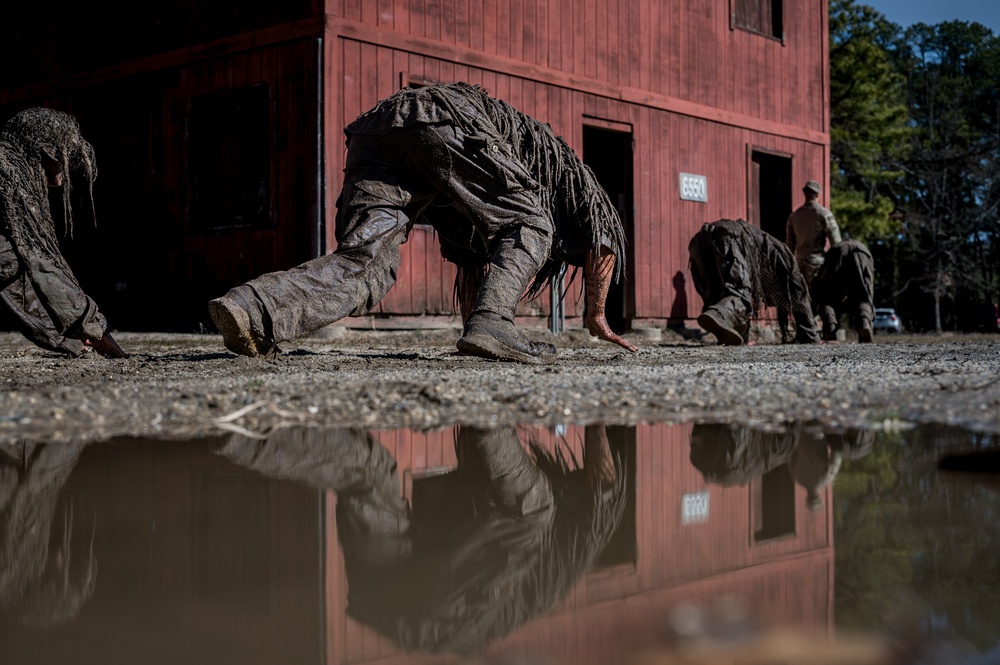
[0,441,97,626]
[211,82,625,362]
[689,424,799,487]
[218,424,626,654]
[785,200,841,284]
[688,219,818,345]
[0,108,106,355]
[810,239,875,342]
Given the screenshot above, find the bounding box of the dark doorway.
[750,150,792,241]
[584,126,634,333]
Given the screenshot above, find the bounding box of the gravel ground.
[1,324,999,445]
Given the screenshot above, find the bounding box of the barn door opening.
[749,150,792,241]
[584,126,634,334]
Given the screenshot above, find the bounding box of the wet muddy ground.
[1,325,999,445]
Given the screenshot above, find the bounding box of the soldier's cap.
[803,180,822,195]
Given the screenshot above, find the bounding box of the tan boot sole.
[208,297,260,357]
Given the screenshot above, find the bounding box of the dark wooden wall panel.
[8,36,323,331]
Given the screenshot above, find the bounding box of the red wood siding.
[327,1,828,133]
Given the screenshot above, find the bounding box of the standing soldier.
[785,180,841,284]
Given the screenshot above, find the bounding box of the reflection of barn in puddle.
[326,422,835,665]
[0,422,839,664]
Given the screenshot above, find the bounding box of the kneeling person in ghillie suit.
[688,219,818,345]
[0,108,127,358]
[209,82,637,363]
[810,239,875,343]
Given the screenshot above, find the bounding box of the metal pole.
[549,266,566,335]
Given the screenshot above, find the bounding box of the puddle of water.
[0,422,997,665]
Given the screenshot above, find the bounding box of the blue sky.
[861,0,1000,33]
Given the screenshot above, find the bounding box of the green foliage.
[833,427,1000,648]
[828,0,911,243]
[888,19,1000,330]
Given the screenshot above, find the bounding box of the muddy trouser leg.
[848,252,875,335]
[788,271,820,344]
[458,223,556,358]
[0,238,85,355]
[232,137,432,346]
[217,427,412,566]
[0,276,86,356]
[818,303,840,337]
[398,124,557,361]
[457,426,554,516]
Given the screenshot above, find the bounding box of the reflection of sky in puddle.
[0,422,997,664]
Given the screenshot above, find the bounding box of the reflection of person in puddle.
[790,429,874,511]
[689,423,874,510]
[217,424,626,654]
[0,441,97,626]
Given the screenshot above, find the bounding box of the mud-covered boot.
[822,321,839,342]
[457,312,557,364]
[208,286,279,358]
[857,317,873,343]
[697,304,747,346]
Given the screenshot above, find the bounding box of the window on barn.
[188,84,273,231]
[731,0,784,41]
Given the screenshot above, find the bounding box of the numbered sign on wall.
[681,491,710,524]
[679,173,708,203]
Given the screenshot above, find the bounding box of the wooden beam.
[0,17,326,105]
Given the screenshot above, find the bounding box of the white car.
[873,308,902,333]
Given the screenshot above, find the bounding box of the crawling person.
[0,108,127,358]
[209,82,637,364]
[688,218,818,346]
[809,239,875,343]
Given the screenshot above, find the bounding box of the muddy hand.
[586,313,638,352]
[87,332,129,358]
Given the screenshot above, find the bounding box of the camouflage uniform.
[210,83,626,363]
[785,181,841,284]
[0,108,106,355]
[809,239,875,342]
[688,218,818,345]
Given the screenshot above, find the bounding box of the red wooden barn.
[0,0,829,333]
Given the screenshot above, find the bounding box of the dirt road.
[1,327,998,445]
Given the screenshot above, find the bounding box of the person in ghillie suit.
[688,218,819,346]
[0,108,127,357]
[208,82,637,364]
[809,239,875,343]
[218,424,626,654]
